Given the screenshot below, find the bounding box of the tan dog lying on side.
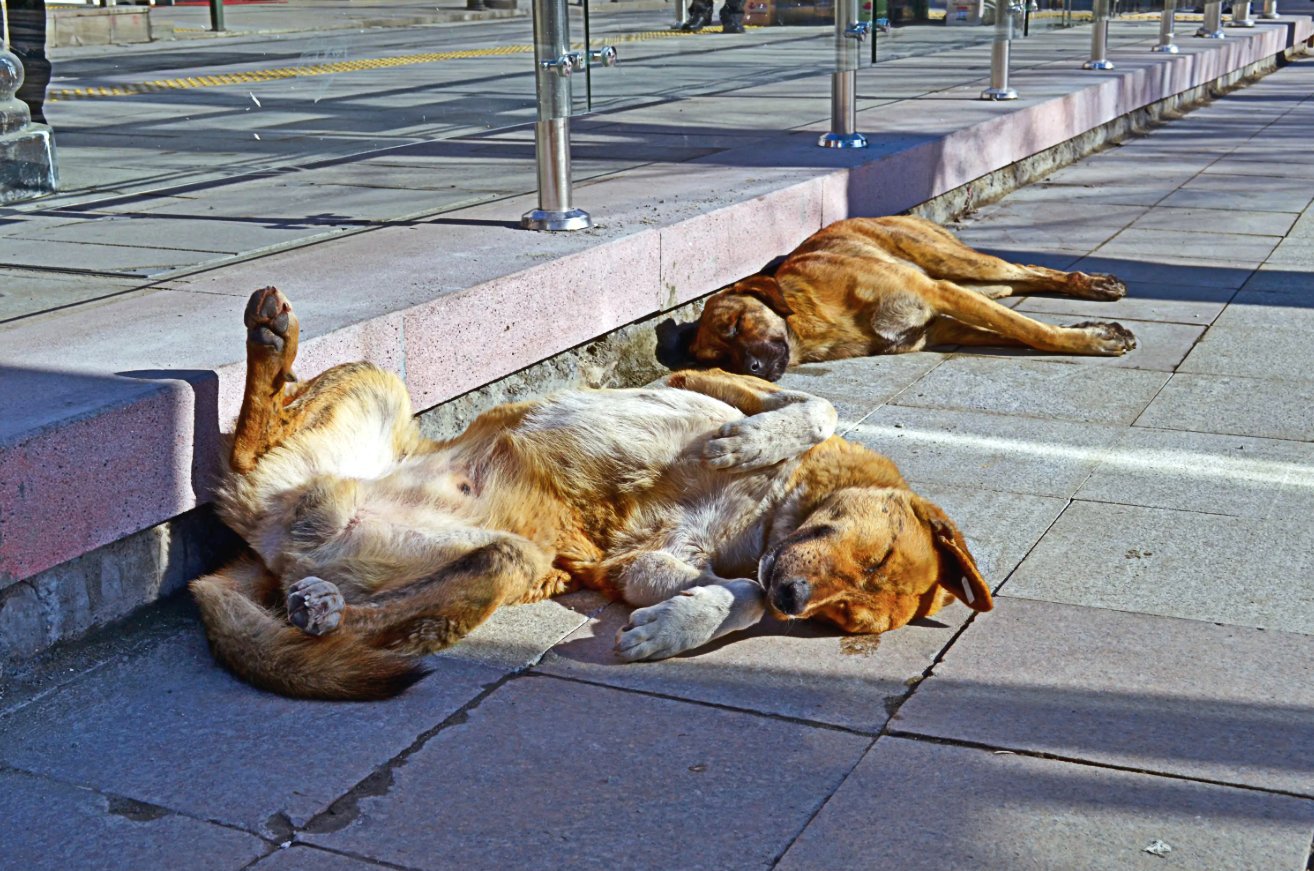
[682,215,1137,380]
[191,287,992,700]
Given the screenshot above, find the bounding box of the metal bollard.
[1196,0,1224,37]
[1260,0,1279,19]
[1228,0,1256,25]
[672,0,690,28]
[1083,0,1114,70]
[981,1,1021,100]
[522,0,591,230]
[1152,0,1178,52]
[818,0,870,148]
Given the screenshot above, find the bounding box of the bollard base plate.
[1259,10,1279,17]
[1195,27,1225,37]
[817,131,868,149]
[980,86,1018,100]
[1151,43,1180,52]
[521,207,593,231]
[1082,59,1115,70]
[1227,17,1256,25]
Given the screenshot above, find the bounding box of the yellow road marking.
[48,29,749,101]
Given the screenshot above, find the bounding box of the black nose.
[747,358,763,374]
[773,578,811,615]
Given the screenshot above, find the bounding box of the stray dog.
[190,287,991,700]
[679,215,1137,380]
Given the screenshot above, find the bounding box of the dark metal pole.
[210,0,225,32]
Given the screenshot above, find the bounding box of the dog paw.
[1072,272,1127,301]
[704,419,775,470]
[615,587,732,662]
[287,576,345,636]
[1069,321,1137,356]
[244,286,297,354]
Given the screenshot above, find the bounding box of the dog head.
[758,488,991,634]
[687,276,794,381]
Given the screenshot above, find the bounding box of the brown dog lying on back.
[682,215,1136,380]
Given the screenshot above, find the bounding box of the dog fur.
[191,287,991,700]
[683,215,1137,380]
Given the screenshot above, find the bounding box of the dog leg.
[925,281,1137,356]
[231,287,302,474]
[666,370,837,469]
[616,580,765,662]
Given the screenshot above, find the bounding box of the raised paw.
[244,286,298,355]
[703,419,772,470]
[1069,320,1137,356]
[287,576,345,636]
[1070,272,1127,301]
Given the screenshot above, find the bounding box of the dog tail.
[189,559,429,701]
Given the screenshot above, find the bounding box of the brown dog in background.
[681,215,1136,380]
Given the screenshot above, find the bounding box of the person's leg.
[9,0,50,124]
[720,0,746,31]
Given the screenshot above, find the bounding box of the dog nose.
[772,577,811,615]
[747,358,763,374]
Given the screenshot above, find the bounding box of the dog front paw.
[704,419,776,470]
[287,576,345,636]
[1069,321,1137,356]
[1071,272,1127,301]
[615,586,734,662]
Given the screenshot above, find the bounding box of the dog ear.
[912,497,992,612]
[735,276,795,319]
[654,318,703,370]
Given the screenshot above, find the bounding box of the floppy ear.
[654,318,702,370]
[734,276,795,319]
[912,497,992,612]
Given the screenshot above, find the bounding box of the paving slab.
[307,675,871,870]
[251,846,380,870]
[845,405,1123,498]
[0,629,501,837]
[1158,172,1314,213]
[1217,288,1314,330]
[435,590,606,672]
[1014,279,1234,325]
[1004,500,1314,634]
[777,735,1314,871]
[892,357,1170,425]
[0,768,269,871]
[1075,425,1314,519]
[1127,205,1298,237]
[1178,324,1314,381]
[1135,372,1314,442]
[1068,254,1257,290]
[894,597,1314,796]
[1095,227,1279,268]
[775,352,949,432]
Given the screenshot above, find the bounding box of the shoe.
[722,21,745,32]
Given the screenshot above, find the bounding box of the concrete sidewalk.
[3,51,1314,868]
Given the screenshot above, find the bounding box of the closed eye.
[864,544,894,578]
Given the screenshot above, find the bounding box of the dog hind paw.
[287,576,345,636]
[244,286,297,354]
[1070,321,1137,356]
[1074,273,1127,301]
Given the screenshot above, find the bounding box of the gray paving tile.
[1095,227,1279,267]
[1240,265,1314,293]
[251,846,379,870]
[308,675,871,869]
[1178,325,1314,381]
[1158,173,1314,213]
[538,602,961,733]
[1,768,267,871]
[0,270,152,322]
[1136,373,1314,441]
[961,315,1204,372]
[1075,426,1314,519]
[894,597,1314,795]
[1216,289,1314,330]
[1005,500,1314,634]
[1001,179,1181,208]
[893,357,1169,425]
[0,629,501,837]
[0,236,224,277]
[951,202,1146,253]
[1014,280,1233,325]
[435,590,605,671]
[777,352,948,432]
[1264,237,1314,269]
[1128,205,1297,237]
[778,736,1314,871]
[846,405,1122,498]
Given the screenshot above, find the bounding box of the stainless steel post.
[1152,0,1178,52]
[981,1,1018,100]
[818,0,870,148]
[1196,0,1224,37]
[522,0,592,231]
[1083,0,1113,70]
[673,0,690,27]
[1260,0,1278,19]
[1228,0,1255,26]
